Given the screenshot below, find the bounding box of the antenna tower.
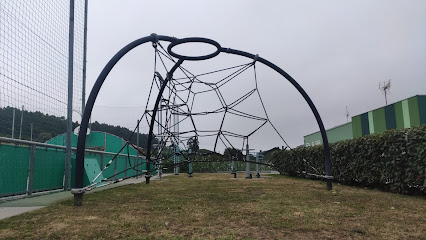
[379,79,391,106]
[345,106,350,123]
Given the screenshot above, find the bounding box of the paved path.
[0,174,171,220]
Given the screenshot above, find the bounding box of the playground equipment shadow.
[0,174,169,220]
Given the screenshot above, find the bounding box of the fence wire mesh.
[0,0,85,141]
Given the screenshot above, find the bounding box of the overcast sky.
[85,0,426,152]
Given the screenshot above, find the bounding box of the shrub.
[271,125,426,195]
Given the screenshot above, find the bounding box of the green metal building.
[304,95,426,146]
[304,122,353,147]
[352,95,426,137]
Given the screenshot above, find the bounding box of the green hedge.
[271,125,426,195]
[161,155,272,173]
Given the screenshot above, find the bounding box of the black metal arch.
[72,33,332,206]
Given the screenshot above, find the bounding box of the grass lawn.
[0,173,425,239]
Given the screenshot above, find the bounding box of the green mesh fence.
[0,141,146,198]
[0,144,29,196]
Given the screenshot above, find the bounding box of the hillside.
[0,107,153,148]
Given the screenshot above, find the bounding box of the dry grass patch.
[0,173,425,239]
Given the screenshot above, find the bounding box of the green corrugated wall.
[360,113,370,136]
[350,95,425,139]
[352,115,362,138]
[372,108,386,133]
[419,95,426,125]
[408,96,420,127]
[327,122,353,143]
[402,100,411,128]
[368,111,375,134]
[384,104,396,129]
[304,122,353,146]
[394,101,404,129]
[304,96,425,145]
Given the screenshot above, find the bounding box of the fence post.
[256,152,260,178]
[27,145,35,196]
[136,119,140,178]
[11,108,15,138]
[19,105,24,139]
[30,123,33,141]
[100,153,104,172]
[65,0,75,191]
[245,142,252,179]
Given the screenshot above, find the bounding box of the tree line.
[0,107,153,148]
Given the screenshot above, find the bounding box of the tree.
[187,136,199,153]
[224,147,243,160]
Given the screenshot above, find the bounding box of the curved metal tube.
[75,34,176,191]
[221,48,332,189]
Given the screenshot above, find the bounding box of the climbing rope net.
[81,37,330,191]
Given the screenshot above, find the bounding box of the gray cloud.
[86,0,426,151]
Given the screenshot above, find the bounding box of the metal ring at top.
[167,37,221,61]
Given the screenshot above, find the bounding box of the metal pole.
[385,90,388,106]
[256,152,260,178]
[19,105,24,139]
[245,141,251,179]
[81,0,88,113]
[136,119,140,177]
[66,0,74,192]
[158,103,162,179]
[188,149,193,177]
[27,145,35,196]
[232,157,236,178]
[30,123,33,141]
[11,108,15,138]
[173,146,176,175]
[173,106,179,175]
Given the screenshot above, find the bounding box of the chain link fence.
[0,0,85,139]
